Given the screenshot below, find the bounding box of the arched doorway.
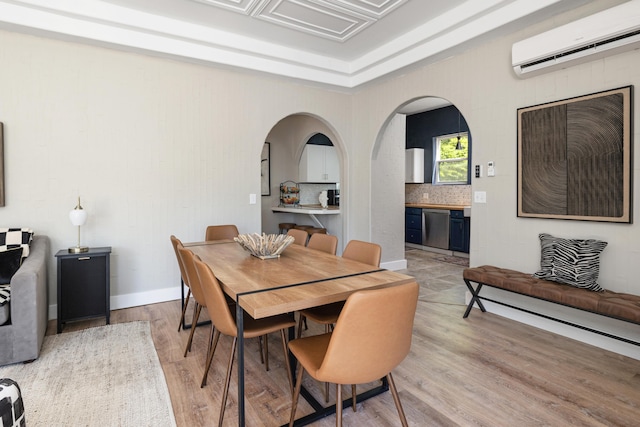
[372,97,472,268]
[260,114,345,250]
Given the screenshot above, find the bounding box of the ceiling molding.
[0,0,585,89]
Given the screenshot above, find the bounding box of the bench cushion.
[464,265,640,324]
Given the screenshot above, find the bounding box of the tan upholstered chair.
[288,281,419,427]
[205,224,239,241]
[296,239,382,402]
[287,228,309,246]
[177,247,210,358]
[193,256,296,426]
[306,233,338,255]
[341,239,382,267]
[298,240,381,339]
[170,235,191,332]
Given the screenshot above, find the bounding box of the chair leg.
[264,334,269,371]
[387,373,408,427]
[289,363,304,427]
[218,337,237,427]
[279,329,293,394]
[258,336,265,364]
[201,329,221,388]
[178,288,191,331]
[296,313,305,339]
[351,384,356,412]
[184,303,201,357]
[336,383,343,427]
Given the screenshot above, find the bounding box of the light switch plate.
[249,193,257,204]
[474,191,487,203]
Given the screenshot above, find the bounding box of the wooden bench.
[463,265,640,346]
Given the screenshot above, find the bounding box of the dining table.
[185,239,416,426]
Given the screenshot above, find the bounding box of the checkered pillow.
[0,228,34,258]
[0,284,9,306]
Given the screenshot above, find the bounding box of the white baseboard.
[381,259,407,271]
[49,286,182,320]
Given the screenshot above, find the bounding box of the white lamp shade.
[69,209,87,226]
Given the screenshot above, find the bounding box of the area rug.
[0,321,176,427]
[435,256,470,267]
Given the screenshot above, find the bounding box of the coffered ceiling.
[0,0,590,89]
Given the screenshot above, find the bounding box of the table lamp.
[69,196,88,253]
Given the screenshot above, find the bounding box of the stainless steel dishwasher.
[422,209,450,249]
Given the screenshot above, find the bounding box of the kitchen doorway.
[371,96,472,269]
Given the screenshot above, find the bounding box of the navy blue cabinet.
[405,207,422,245]
[449,210,469,253]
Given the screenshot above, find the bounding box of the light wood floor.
[47,249,640,426]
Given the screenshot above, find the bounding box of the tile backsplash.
[299,183,338,205]
[405,184,471,205]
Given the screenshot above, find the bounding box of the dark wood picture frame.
[517,86,633,223]
[261,142,271,196]
[0,122,4,207]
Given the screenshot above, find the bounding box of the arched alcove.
[261,113,345,250]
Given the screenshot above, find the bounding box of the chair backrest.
[170,235,188,286]
[193,256,238,337]
[205,224,239,241]
[342,240,381,267]
[307,233,338,255]
[177,247,207,307]
[316,281,419,385]
[287,229,309,246]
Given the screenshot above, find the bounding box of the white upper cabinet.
[299,144,340,182]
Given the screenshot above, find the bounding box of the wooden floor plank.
[46,249,640,426]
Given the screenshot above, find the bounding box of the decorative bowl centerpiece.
[234,233,294,259]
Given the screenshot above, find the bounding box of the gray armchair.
[0,235,49,365]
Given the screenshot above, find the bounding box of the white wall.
[0,29,350,313]
[1,0,638,357]
[372,113,406,268]
[351,0,640,358]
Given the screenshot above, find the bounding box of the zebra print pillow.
[533,233,558,280]
[533,233,607,291]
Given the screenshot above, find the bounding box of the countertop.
[272,204,340,214]
[405,203,470,210]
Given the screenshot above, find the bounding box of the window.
[432,132,469,185]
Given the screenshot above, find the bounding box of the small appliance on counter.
[327,189,340,206]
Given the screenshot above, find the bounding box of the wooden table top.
[186,240,415,319]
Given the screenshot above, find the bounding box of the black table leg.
[236,300,245,427]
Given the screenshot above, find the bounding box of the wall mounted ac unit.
[512,0,640,78]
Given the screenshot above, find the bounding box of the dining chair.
[170,235,191,332]
[205,224,239,241]
[306,233,338,255]
[287,228,309,246]
[288,281,419,427]
[297,239,381,339]
[193,256,296,426]
[177,246,210,358]
[296,239,382,403]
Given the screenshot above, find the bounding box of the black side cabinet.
[56,247,111,333]
[405,207,423,245]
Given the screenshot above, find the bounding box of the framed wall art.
[517,86,632,223]
[261,142,270,196]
